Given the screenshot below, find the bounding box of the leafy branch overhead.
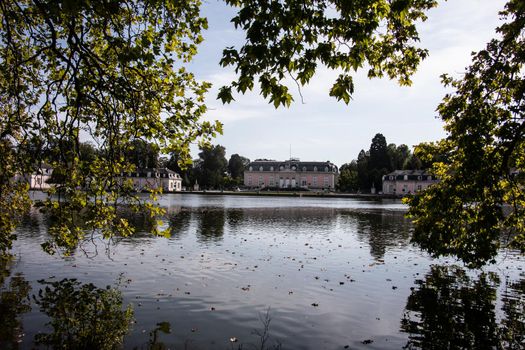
[218,0,437,106]
[0,0,220,254]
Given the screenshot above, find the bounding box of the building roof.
[383,169,437,181]
[124,168,181,178]
[247,160,338,173]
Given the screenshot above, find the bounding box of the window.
[301,177,307,186]
[269,176,275,186]
[389,176,394,180]
[314,166,318,172]
[291,165,297,170]
[417,176,422,180]
[279,165,284,171]
[324,177,329,187]
[259,166,263,171]
[249,166,253,171]
[270,166,274,171]
[247,176,252,186]
[427,176,432,181]
[302,166,306,171]
[313,176,317,186]
[259,176,263,186]
[417,185,422,191]
[404,175,408,180]
[325,166,329,172]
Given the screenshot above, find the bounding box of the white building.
[123,168,182,192]
[14,164,54,190]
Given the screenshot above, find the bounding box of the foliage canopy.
[219,0,437,107]
[406,0,525,267]
[0,0,220,254]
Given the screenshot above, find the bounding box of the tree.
[196,144,228,189]
[387,143,412,170]
[337,162,359,193]
[0,0,222,255]
[368,133,390,192]
[123,140,159,169]
[228,154,250,182]
[406,1,525,267]
[356,150,370,192]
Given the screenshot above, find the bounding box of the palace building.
[244,159,338,190]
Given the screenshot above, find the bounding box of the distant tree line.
[337,133,443,193]
[40,139,249,191]
[166,145,250,190]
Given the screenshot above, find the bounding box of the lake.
[2,194,524,349]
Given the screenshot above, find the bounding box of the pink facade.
[382,170,439,195]
[244,160,338,190]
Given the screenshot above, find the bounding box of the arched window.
[324,166,329,172]
[270,166,274,171]
[249,166,253,171]
[279,165,284,171]
[259,166,264,171]
[302,166,306,171]
[314,166,318,172]
[291,165,296,170]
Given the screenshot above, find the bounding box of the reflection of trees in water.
[350,210,411,260]
[33,278,133,350]
[195,208,225,243]
[499,277,525,348]
[226,209,244,230]
[401,265,524,349]
[0,257,31,349]
[167,209,192,239]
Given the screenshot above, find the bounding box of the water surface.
[3,194,524,349]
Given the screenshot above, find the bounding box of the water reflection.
[0,257,31,349]
[33,278,133,350]
[345,210,411,259]
[196,208,226,243]
[401,265,524,349]
[226,209,244,230]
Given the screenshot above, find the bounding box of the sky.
[187,0,508,167]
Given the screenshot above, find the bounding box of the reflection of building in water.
[13,164,54,190]
[382,170,439,195]
[122,168,182,192]
[244,159,338,190]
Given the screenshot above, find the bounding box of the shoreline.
[177,190,403,200]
